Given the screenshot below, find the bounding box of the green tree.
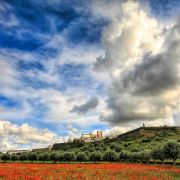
[132,152,141,163]
[50,152,57,163]
[76,152,88,162]
[63,152,75,163]
[28,152,37,163]
[11,154,18,162]
[163,142,180,165]
[141,150,151,164]
[151,147,165,164]
[90,151,102,163]
[103,146,107,151]
[38,153,49,163]
[114,145,122,153]
[88,146,95,153]
[103,151,118,162]
[110,143,116,150]
[95,147,102,151]
[127,153,134,163]
[85,151,90,157]
[19,153,28,163]
[1,153,10,163]
[119,151,128,162]
[122,152,133,162]
[55,153,64,163]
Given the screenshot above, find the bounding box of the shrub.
[93,142,98,147]
[132,152,141,163]
[76,152,88,162]
[63,152,75,163]
[81,146,88,151]
[95,147,101,151]
[103,146,107,151]
[110,143,116,150]
[140,150,151,164]
[63,145,70,151]
[90,151,102,162]
[141,138,151,143]
[103,151,118,162]
[119,151,128,162]
[123,143,129,148]
[55,153,64,163]
[88,147,95,153]
[114,145,122,153]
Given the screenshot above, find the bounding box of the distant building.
[80,131,103,142]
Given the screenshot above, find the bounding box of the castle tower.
[97,131,103,138]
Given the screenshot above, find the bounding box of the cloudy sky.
[0,0,180,151]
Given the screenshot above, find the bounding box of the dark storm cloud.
[121,52,179,96]
[70,97,99,114]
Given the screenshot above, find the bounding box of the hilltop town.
[5,125,180,154]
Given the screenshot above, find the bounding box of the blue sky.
[0,0,180,151]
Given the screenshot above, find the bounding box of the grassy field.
[0,163,179,180]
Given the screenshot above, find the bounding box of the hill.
[50,126,180,153]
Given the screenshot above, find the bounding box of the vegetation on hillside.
[1,128,179,165]
[0,141,179,165]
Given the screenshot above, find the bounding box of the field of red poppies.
[0,163,179,180]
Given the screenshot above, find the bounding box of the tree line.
[0,141,179,165]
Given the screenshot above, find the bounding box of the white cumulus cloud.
[0,120,63,152]
[94,0,180,126]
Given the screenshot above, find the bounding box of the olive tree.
[131,152,140,163]
[103,151,118,162]
[63,152,75,163]
[28,152,37,163]
[151,147,165,164]
[19,153,28,163]
[38,153,49,163]
[76,152,88,162]
[11,154,18,162]
[90,151,102,163]
[55,153,64,163]
[1,153,10,163]
[50,152,57,163]
[119,151,128,162]
[141,150,151,164]
[163,142,180,165]
[114,145,122,153]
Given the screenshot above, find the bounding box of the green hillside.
[51,126,180,153]
[1,126,179,165]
